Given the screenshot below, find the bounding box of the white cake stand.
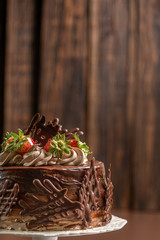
[0,215,127,240]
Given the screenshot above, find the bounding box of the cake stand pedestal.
[0,215,127,240]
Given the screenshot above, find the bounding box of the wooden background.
[0,0,160,211]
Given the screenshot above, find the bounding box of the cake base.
[0,216,127,238]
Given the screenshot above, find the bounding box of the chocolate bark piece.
[24,113,83,146]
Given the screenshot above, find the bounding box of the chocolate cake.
[0,113,113,231]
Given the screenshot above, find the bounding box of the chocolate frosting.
[0,146,88,167]
[21,145,53,167]
[0,151,22,166]
[51,147,87,166]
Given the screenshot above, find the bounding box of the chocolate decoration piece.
[105,166,114,223]
[24,113,61,146]
[60,128,84,139]
[79,158,100,226]
[19,179,81,230]
[24,113,84,146]
[0,179,19,216]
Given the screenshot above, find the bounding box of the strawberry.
[69,134,91,155]
[1,129,35,155]
[69,139,79,148]
[44,139,52,152]
[44,134,72,159]
[16,136,35,154]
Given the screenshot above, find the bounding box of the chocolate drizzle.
[105,166,113,223]
[24,113,84,146]
[79,158,100,227]
[0,179,19,216]
[19,179,81,230]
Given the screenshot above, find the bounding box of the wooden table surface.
[1,210,160,240]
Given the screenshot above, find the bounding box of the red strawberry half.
[1,129,35,155]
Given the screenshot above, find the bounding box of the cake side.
[0,160,113,231]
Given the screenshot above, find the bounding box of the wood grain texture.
[0,0,6,141]
[88,0,132,208]
[133,0,160,210]
[0,0,160,210]
[4,0,37,132]
[38,0,88,131]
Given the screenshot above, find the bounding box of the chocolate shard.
[24,113,84,146]
[79,157,100,227]
[105,165,114,223]
[24,113,61,146]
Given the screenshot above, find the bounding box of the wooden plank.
[38,0,88,132]
[126,0,139,209]
[133,0,160,210]
[0,0,6,141]
[87,0,137,208]
[4,0,37,133]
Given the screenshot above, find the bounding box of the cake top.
[0,113,91,167]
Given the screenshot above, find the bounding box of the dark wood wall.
[0,0,160,210]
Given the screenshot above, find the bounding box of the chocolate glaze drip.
[0,179,19,216]
[19,179,81,230]
[105,166,113,223]
[24,113,84,146]
[79,158,100,226]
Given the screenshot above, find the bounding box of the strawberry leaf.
[74,133,91,155]
[48,134,72,159]
[63,148,70,154]
[1,129,29,153]
[10,132,19,138]
[18,129,24,137]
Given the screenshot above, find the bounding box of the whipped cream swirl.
[0,146,88,166]
[0,151,23,166]
[21,145,53,166]
[52,147,88,166]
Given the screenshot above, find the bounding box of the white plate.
[0,215,127,238]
